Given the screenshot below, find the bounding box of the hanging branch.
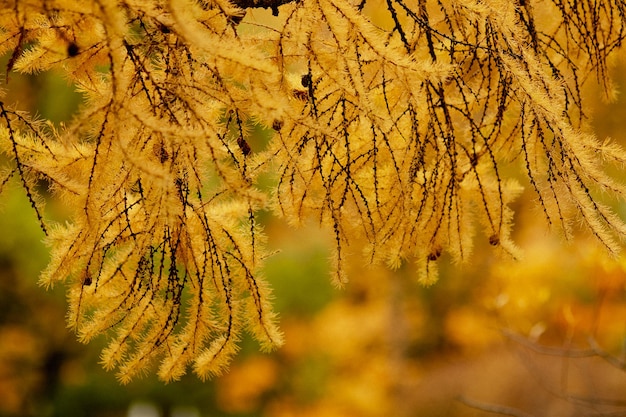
[0,0,625,381]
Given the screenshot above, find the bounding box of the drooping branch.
[1,0,626,382]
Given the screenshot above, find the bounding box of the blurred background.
[2,37,626,417]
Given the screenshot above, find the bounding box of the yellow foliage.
[1,0,626,383]
[444,307,501,351]
[216,355,279,413]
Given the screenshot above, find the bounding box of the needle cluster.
[0,0,625,381]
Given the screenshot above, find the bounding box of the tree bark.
[231,0,298,15]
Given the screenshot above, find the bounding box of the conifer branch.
[1,0,626,382]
